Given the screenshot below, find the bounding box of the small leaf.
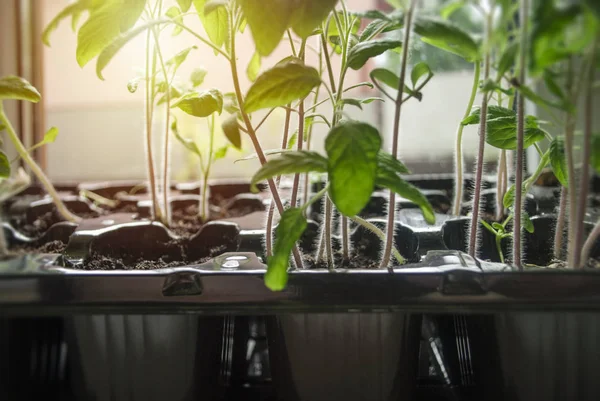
[223,92,239,114]
[28,127,59,153]
[410,61,433,88]
[591,134,600,174]
[377,152,410,175]
[127,76,143,93]
[43,0,95,47]
[166,46,198,72]
[497,41,518,78]
[549,137,568,187]
[370,68,399,89]
[0,150,10,179]
[0,76,41,102]
[177,0,193,12]
[247,51,261,82]
[286,131,298,150]
[234,149,289,163]
[413,16,480,62]
[347,39,402,70]
[265,208,307,291]
[492,222,504,231]
[250,151,329,191]
[193,0,229,49]
[244,62,321,113]
[171,89,224,117]
[441,0,466,19]
[523,212,535,234]
[191,68,207,87]
[325,121,382,216]
[238,0,294,56]
[290,0,339,38]
[214,145,229,160]
[376,170,435,224]
[340,98,363,110]
[222,115,242,149]
[361,97,385,104]
[359,20,391,42]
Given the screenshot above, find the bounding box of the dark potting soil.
[18,210,98,238]
[303,251,380,270]
[82,251,212,270]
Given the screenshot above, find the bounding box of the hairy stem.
[513,0,528,270]
[229,14,303,269]
[581,218,600,267]
[0,103,80,223]
[565,67,578,268]
[495,150,507,220]
[380,0,416,269]
[452,62,481,216]
[554,186,568,260]
[144,27,161,221]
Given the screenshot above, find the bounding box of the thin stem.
[581,218,600,267]
[452,62,481,216]
[565,59,578,268]
[290,43,307,210]
[286,29,297,57]
[144,27,161,221]
[320,32,337,94]
[349,216,405,265]
[380,0,417,269]
[0,103,80,223]
[228,12,304,269]
[168,19,230,60]
[254,107,277,132]
[513,0,529,270]
[554,186,568,260]
[574,38,598,269]
[152,27,172,226]
[495,150,507,221]
[325,197,333,267]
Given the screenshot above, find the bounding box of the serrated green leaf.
[325,121,381,216]
[177,0,193,12]
[244,62,320,113]
[377,152,410,175]
[413,16,480,62]
[238,0,293,56]
[549,137,568,187]
[265,208,307,291]
[0,151,11,179]
[28,127,59,153]
[0,76,41,102]
[250,151,328,191]
[410,61,432,88]
[171,89,223,117]
[96,20,165,80]
[76,1,124,67]
[193,0,229,49]
[190,68,207,87]
[222,114,242,149]
[290,0,338,38]
[247,51,261,82]
[347,39,402,70]
[43,0,95,47]
[376,169,435,224]
[120,0,146,32]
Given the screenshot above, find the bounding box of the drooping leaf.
[0,76,41,102]
[250,151,328,191]
[166,46,198,71]
[96,20,166,80]
[247,51,261,82]
[0,150,10,179]
[191,68,208,87]
[28,127,59,153]
[171,89,223,117]
[238,0,294,56]
[413,16,480,62]
[222,115,242,149]
[376,170,435,224]
[410,61,433,88]
[193,0,229,49]
[171,118,202,158]
[377,152,410,175]
[265,208,307,291]
[290,0,339,38]
[549,137,568,187]
[76,1,125,67]
[325,121,382,216]
[347,39,402,70]
[120,0,146,32]
[340,98,363,110]
[42,0,95,47]
[244,62,320,113]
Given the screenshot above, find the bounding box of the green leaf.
[0,150,11,179]
[523,212,535,233]
[166,46,198,71]
[516,82,572,112]
[214,145,229,160]
[244,62,321,113]
[413,16,480,62]
[166,6,184,36]
[238,0,294,56]
[543,70,567,103]
[127,76,143,93]
[504,152,550,208]
[370,68,399,88]
[496,41,518,78]
[591,134,600,174]
[347,39,402,70]
[549,137,568,187]
[479,79,514,96]
[441,0,466,19]
[171,89,223,117]
[325,121,381,216]
[193,0,229,49]
[171,118,202,158]
[361,97,384,104]
[247,51,261,82]
[157,86,182,105]
[410,61,432,88]
[376,169,435,224]
[250,151,328,191]
[0,76,41,102]
[340,98,363,110]
[290,0,338,38]
[28,127,59,153]
[76,1,125,67]
[42,0,95,47]
[222,115,242,149]
[177,0,193,12]
[96,20,166,80]
[585,0,600,20]
[120,0,146,32]
[286,131,298,150]
[265,208,307,291]
[377,152,410,175]
[191,68,207,87]
[359,20,391,42]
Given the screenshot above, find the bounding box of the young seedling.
[0,76,81,226]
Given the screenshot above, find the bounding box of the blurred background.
[1,0,517,183]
